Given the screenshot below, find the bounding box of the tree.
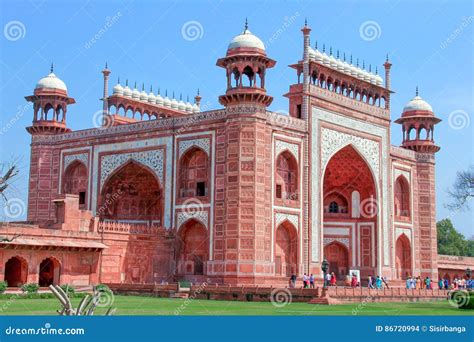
[437,219,473,257]
[0,163,19,201]
[446,165,474,211]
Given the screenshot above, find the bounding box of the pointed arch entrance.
[99,161,163,223]
[324,242,349,280]
[4,256,28,287]
[176,220,208,275]
[323,144,378,279]
[395,234,411,279]
[63,161,88,209]
[39,257,61,286]
[275,221,298,277]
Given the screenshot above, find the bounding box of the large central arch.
[4,256,28,287]
[322,144,378,280]
[99,161,163,223]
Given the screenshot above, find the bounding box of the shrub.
[0,281,7,294]
[21,283,39,294]
[60,284,75,296]
[95,284,111,293]
[449,290,474,309]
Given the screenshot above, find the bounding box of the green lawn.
[0,295,472,315]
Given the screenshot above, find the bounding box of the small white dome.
[363,70,371,82]
[113,83,123,95]
[403,95,433,112]
[343,61,352,74]
[322,52,330,66]
[171,97,179,109]
[350,64,358,77]
[192,103,200,113]
[163,95,171,107]
[228,28,265,52]
[123,85,132,97]
[132,87,140,99]
[35,72,67,92]
[329,54,338,69]
[148,91,156,103]
[336,58,345,72]
[313,48,323,63]
[178,99,186,111]
[140,90,148,101]
[156,93,164,105]
[185,102,194,113]
[308,46,316,59]
[375,74,383,86]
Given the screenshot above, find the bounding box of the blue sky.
[0,0,472,237]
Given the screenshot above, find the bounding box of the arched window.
[394,176,410,218]
[179,148,209,198]
[275,151,298,201]
[63,161,88,209]
[324,193,348,215]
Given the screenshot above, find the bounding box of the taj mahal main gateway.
[3,21,462,288]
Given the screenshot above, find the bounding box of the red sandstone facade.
[1,23,472,288]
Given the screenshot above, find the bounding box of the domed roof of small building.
[227,21,265,54]
[35,70,67,92]
[403,89,433,113]
[113,81,124,95]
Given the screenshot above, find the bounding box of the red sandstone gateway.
[0,22,471,288]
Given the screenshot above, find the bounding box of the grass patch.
[0,295,472,316]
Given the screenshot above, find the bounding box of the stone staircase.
[169,281,191,299]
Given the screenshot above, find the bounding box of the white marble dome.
[228,28,265,52]
[403,94,433,112]
[185,102,194,113]
[148,91,156,103]
[35,72,67,92]
[123,85,132,97]
[113,82,124,95]
[156,93,164,106]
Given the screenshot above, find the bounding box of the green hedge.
[449,290,474,310]
[0,292,88,300]
[0,281,7,294]
[21,283,39,294]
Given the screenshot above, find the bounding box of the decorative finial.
[180,93,182,100]
[244,18,248,31]
[362,60,365,69]
[336,50,340,59]
[343,52,346,62]
[386,53,389,62]
[165,89,168,97]
[150,85,153,92]
[50,63,54,73]
[105,62,108,69]
[134,81,137,89]
[187,95,190,102]
[197,88,200,95]
[356,58,359,67]
[305,18,307,27]
[142,83,145,91]
[369,64,372,72]
[117,77,120,84]
[158,87,160,95]
[315,41,318,49]
[172,91,175,98]
[375,67,378,75]
[416,86,419,96]
[125,79,128,86]
[322,44,326,53]
[329,47,332,56]
[350,55,353,64]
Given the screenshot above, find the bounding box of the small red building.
[1,22,472,287]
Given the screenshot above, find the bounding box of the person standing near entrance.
[309,274,315,288]
[325,272,331,287]
[302,273,308,288]
[290,274,297,288]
